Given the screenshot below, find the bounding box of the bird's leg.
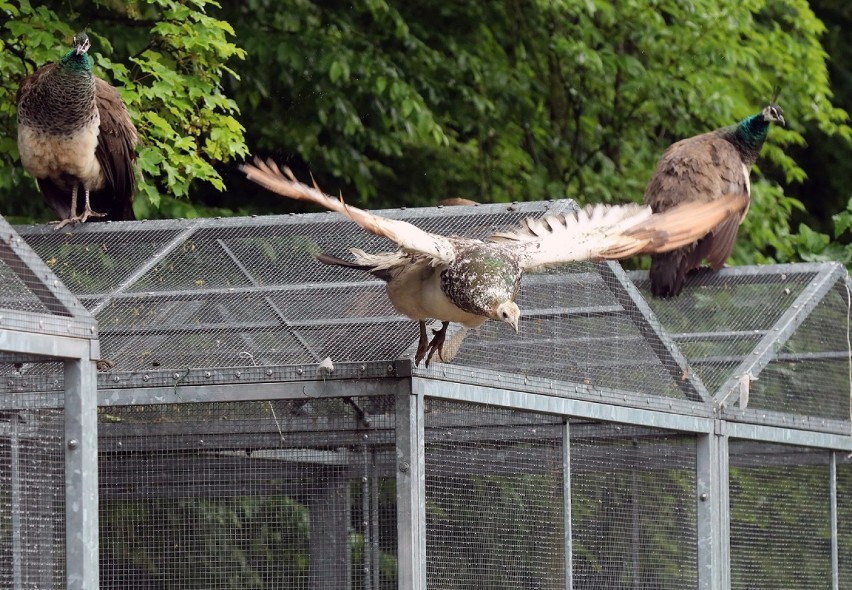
[414,321,430,366]
[79,187,106,223]
[51,185,107,230]
[425,321,451,367]
[51,184,81,230]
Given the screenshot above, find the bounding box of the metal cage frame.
[0,202,850,590]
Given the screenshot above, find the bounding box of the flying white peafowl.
[242,158,748,366]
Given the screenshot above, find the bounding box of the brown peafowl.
[17,32,137,229]
[643,104,785,297]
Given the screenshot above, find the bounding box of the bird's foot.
[49,209,105,231]
[414,321,451,367]
[50,216,83,230]
[686,265,715,277]
[414,322,430,366]
[78,208,106,223]
[424,321,450,367]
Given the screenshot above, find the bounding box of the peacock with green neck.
[17,31,137,229]
[719,105,784,166]
[643,103,785,297]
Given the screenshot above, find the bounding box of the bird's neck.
[59,50,92,73]
[724,113,769,166]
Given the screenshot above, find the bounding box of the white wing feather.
[490,203,655,272]
[490,194,750,272]
[241,158,456,264]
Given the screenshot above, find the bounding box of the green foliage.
[1,0,851,266]
[0,0,248,219]
[790,198,852,266]
[222,0,849,266]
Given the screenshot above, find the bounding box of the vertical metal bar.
[362,446,372,590]
[718,432,731,590]
[696,425,728,590]
[371,449,380,590]
[563,419,572,590]
[830,451,839,590]
[396,386,425,590]
[64,358,99,590]
[10,422,22,589]
[631,440,641,590]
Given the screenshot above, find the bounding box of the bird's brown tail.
[316,253,372,271]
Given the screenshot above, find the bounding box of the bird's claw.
[424,322,450,367]
[414,322,429,366]
[414,321,450,367]
[50,217,81,230]
[79,208,106,223]
[424,326,446,365]
[50,208,106,230]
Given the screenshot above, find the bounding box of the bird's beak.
[778,114,786,127]
[512,318,519,333]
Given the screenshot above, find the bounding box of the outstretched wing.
[618,193,750,255]
[491,194,749,272]
[241,158,456,264]
[489,202,653,271]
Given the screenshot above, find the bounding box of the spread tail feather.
[316,252,373,271]
[316,252,394,282]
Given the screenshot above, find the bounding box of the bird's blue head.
[60,32,92,71]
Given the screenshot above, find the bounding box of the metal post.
[696,424,729,590]
[563,419,573,590]
[10,422,22,589]
[370,449,380,590]
[361,445,372,590]
[64,358,99,590]
[830,451,838,590]
[718,433,730,590]
[632,461,640,589]
[396,388,426,590]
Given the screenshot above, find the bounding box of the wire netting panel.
[0,255,52,314]
[634,270,815,395]
[98,396,397,589]
[839,454,852,586]
[424,399,566,589]
[747,281,852,420]
[23,227,187,299]
[0,388,65,589]
[729,441,832,589]
[570,423,697,589]
[19,203,578,371]
[448,266,693,399]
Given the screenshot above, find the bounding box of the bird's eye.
[502,311,509,319]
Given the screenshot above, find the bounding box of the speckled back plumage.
[440,240,522,317]
[643,104,784,297]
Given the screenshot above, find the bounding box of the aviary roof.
[1,201,849,430]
